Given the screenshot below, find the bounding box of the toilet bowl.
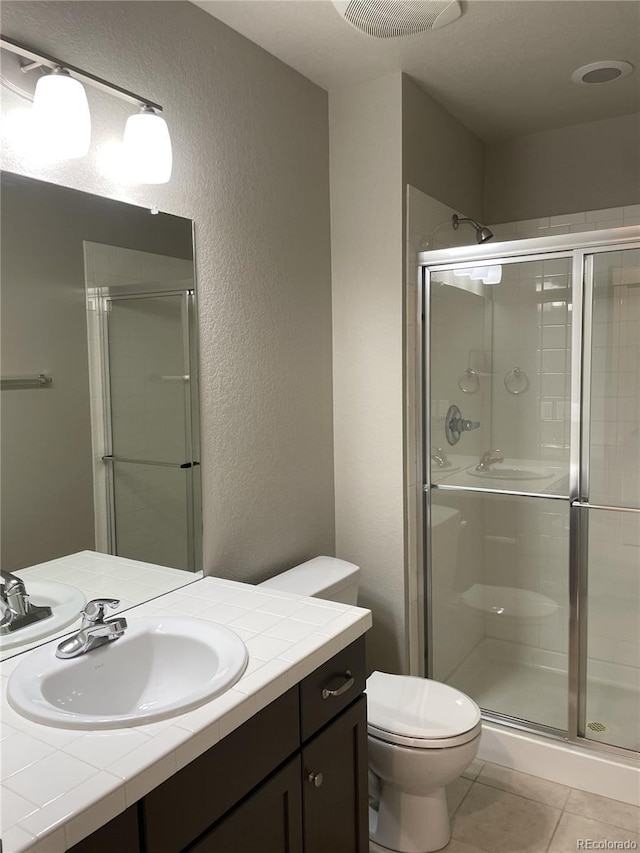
[259,556,482,853]
[367,671,481,852]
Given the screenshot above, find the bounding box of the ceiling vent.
[332,0,462,38]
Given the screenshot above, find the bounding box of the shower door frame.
[417,225,640,761]
[100,288,202,573]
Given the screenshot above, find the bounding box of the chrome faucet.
[56,599,127,659]
[476,449,504,472]
[431,447,450,468]
[1,570,53,633]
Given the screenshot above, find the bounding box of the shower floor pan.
[445,645,639,753]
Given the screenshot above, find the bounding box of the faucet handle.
[0,598,14,628]
[83,599,120,625]
[1,570,25,593]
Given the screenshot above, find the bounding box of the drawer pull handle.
[307,772,324,788]
[321,669,354,700]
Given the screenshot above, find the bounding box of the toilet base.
[370,786,451,853]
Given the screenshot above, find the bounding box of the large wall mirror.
[1,171,202,658]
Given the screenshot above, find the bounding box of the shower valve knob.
[445,404,481,446]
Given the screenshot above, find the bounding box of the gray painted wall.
[1,179,95,570]
[1,1,335,581]
[485,112,640,223]
[330,74,405,674]
[402,75,486,222]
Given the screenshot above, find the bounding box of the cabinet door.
[67,806,140,853]
[302,696,368,853]
[190,756,303,853]
[143,688,299,853]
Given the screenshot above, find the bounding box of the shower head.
[452,214,494,244]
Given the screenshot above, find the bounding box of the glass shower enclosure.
[102,291,201,572]
[419,226,640,757]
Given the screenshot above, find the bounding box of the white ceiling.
[193,0,640,141]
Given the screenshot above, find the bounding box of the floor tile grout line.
[449,777,475,822]
[454,780,500,853]
[558,798,640,837]
[471,776,572,811]
[475,777,570,814]
[543,800,566,853]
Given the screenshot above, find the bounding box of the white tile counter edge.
[1,576,372,853]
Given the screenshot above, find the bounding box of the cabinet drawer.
[299,637,366,741]
[142,687,300,853]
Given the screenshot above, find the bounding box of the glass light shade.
[123,108,172,184]
[33,71,91,159]
[483,265,502,285]
[469,267,489,281]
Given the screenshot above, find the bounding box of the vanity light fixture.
[0,35,172,183]
[33,67,91,159]
[123,106,173,185]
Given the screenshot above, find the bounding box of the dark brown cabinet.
[189,756,304,853]
[67,806,141,853]
[70,637,368,853]
[302,696,368,853]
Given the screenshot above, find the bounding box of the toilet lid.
[366,671,481,743]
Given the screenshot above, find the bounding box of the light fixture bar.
[0,34,163,111]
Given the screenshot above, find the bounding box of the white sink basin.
[467,466,555,481]
[0,580,86,651]
[7,617,248,729]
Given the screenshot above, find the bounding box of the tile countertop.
[4,551,202,659]
[1,576,372,853]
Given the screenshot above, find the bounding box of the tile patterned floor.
[370,760,640,853]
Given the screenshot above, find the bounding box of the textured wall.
[1,179,95,570]
[0,1,335,581]
[330,74,406,674]
[485,112,640,223]
[402,75,486,222]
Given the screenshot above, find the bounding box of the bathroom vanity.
[0,575,372,853]
[71,639,367,853]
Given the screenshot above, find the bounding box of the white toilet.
[259,556,482,853]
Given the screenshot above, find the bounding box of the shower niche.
[420,228,640,756]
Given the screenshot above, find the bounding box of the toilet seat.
[366,671,481,750]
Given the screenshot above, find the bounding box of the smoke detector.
[332,0,462,38]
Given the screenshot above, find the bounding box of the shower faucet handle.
[445,404,481,446]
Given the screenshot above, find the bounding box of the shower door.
[420,227,640,757]
[579,246,640,752]
[103,291,201,572]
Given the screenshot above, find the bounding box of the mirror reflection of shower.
[84,243,201,573]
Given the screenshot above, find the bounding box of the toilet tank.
[259,556,360,605]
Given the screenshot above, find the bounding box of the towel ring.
[458,368,480,394]
[504,367,529,395]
